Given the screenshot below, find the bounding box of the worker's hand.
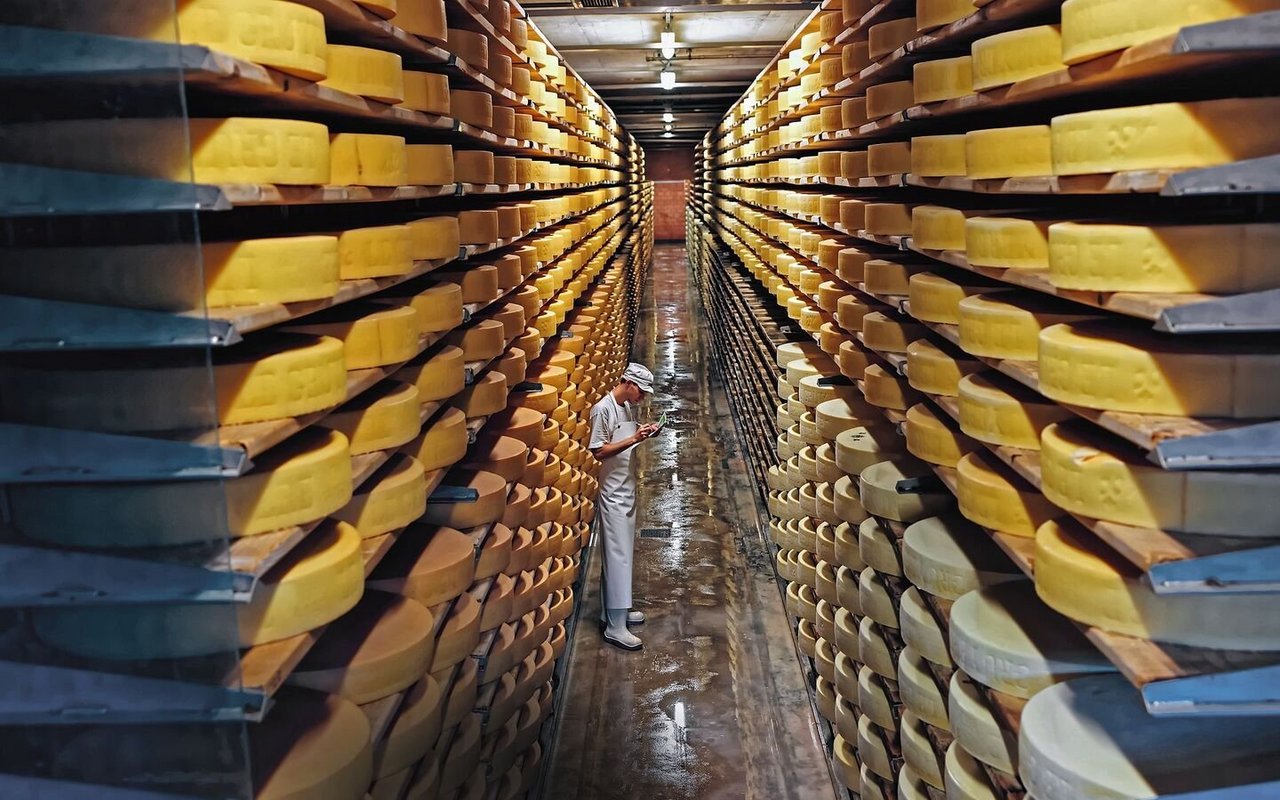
[635,423,660,441]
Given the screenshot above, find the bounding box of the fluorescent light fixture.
[660,69,676,90]
[660,30,677,59]
[662,131,675,138]
[662,111,674,123]
[664,122,673,131]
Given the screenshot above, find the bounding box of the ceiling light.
[664,122,673,131]
[660,69,676,90]
[662,131,675,138]
[660,30,676,59]
[662,111,674,123]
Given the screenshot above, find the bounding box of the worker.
[589,362,661,651]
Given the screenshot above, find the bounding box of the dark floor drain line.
[639,528,673,539]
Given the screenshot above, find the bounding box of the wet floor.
[542,244,839,800]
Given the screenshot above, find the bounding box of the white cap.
[622,362,654,394]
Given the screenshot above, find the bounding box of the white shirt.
[588,392,634,452]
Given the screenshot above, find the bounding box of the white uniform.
[589,391,638,612]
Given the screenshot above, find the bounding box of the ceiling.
[529,2,817,147]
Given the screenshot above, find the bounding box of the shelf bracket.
[1144,662,1280,717]
[0,424,247,483]
[1155,289,1280,334]
[1153,421,1280,470]
[0,295,240,351]
[1147,542,1280,596]
[0,163,229,217]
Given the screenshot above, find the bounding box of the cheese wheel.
[865,203,914,236]
[332,453,428,539]
[1020,674,1280,800]
[869,16,918,58]
[957,373,1068,450]
[447,28,489,69]
[863,312,929,354]
[0,333,346,433]
[451,89,494,129]
[859,566,900,629]
[949,671,1019,773]
[859,517,903,576]
[252,688,373,800]
[860,459,953,522]
[901,711,945,789]
[324,381,421,455]
[321,45,405,104]
[158,0,330,81]
[833,475,870,525]
[405,144,454,186]
[835,521,865,572]
[402,72,450,114]
[950,581,1113,700]
[407,217,460,263]
[800,373,863,407]
[859,665,899,730]
[286,303,419,369]
[447,319,506,361]
[291,591,435,703]
[1040,421,1280,537]
[900,586,951,667]
[834,424,905,476]
[899,647,950,729]
[0,235,341,312]
[866,81,914,120]
[842,150,869,178]
[965,216,1052,268]
[329,133,410,187]
[374,674,444,778]
[903,515,1024,601]
[457,209,500,245]
[454,150,496,184]
[905,339,983,397]
[0,116,332,185]
[966,125,1053,179]
[12,428,352,547]
[868,141,911,176]
[423,469,509,528]
[1052,98,1280,176]
[857,715,898,782]
[33,520,364,659]
[970,26,1063,91]
[369,522,474,606]
[913,56,974,104]
[397,345,465,402]
[1037,517,1280,649]
[453,371,509,418]
[1040,320,1280,418]
[957,293,1096,361]
[431,592,483,672]
[355,0,397,18]
[910,134,967,176]
[944,742,1000,800]
[859,615,899,679]
[832,734,859,791]
[917,0,977,29]
[1060,0,1280,64]
[403,406,468,471]
[955,452,1058,537]
[905,402,978,467]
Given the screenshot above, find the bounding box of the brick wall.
[645,147,695,181]
[645,147,695,241]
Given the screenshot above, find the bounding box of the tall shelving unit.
[0,1,652,797]
[694,1,1280,798]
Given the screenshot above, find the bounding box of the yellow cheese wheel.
[406,144,454,186]
[966,125,1052,179]
[373,675,444,779]
[959,371,1070,451]
[286,302,419,369]
[402,72,451,115]
[12,428,352,547]
[905,402,979,467]
[1041,320,1280,417]
[33,520,364,659]
[1036,518,1280,649]
[332,453,428,539]
[1060,0,1279,64]
[431,592,482,673]
[333,228,413,284]
[408,217,461,262]
[454,150,496,184]
[868,141,912,176]
[958,293,1096,361]
[0,333,346,433]
[965,216,1053,269]
[1052,98,1280,176]
[403,406,468,472]
[1041,421,1280,537]
[905,339,982,397]
[866,80,915,120]
[369,523,476,607]
[397,345,465,402]
[865,203,914,236]
[451,89,494,129]
[864,363,923,410]
[0,235,340,312]
[291,591,435,703]
[324,381,421,454]
[869,17,918,59]
[1047,221,1280,293]
[970,26,1063,91]
[910,134,967,176]
[321,45,405,104]
[913,56,974,105]
[172,0,330,80]
[0,117,332,185]
[423,469,509,528]
[956,452,1058,537]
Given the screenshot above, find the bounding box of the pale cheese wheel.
[903,515,1024,601]
[899,646,950,729]
[291,591,435,703]
[1060,0,1280,64]
[864,363,923,410]
[859,615,899,679]
[835,522,865,572]
[1020,673,1280,800]
[33,520,364,659]
[321,45,405,104]
[901,711,946,789]
[857,715,898,782]
[914,55,974,104]
[378,284,461,335]
[910,133,967,176]
[950,581,1113,700]
[859,516,904,576]
[799,373,862,407]
[859,459,953,522]
[966,125,1053,179]
[970,26,1063,91]
[833,735,859,791]
[0,333,346,433]
[1036,518,1280,650]
[859,566,901,629]
[900,586,952,667]
[905,402,979,467]
[955,452,1058,538]
[817,394,885,439]
[12,428,352,547]
[835,424,907,476]
[332,453,428,539]
[833,475,870,525]
[1040,320,1280,418]
[945,742,1001,800]
[949,671,1019,773]
[905,339,984,397]
[958,292,1096,361]
[859,665,899,731]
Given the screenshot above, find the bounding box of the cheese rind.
[949,671,1018,773]
[950,581,1113,699]
[901,712,945,789]
[324,381,421,454]
[900,586,952,667]
[905,339,983,396]
[965,126,1052,179]
[1052,99,1280,175]
[970,26,1063,90]
[320,45,405,104]
[286,303,419,369]
[910,134,967,176]
[174,0,330,80]
[958,373,1071,450]
[899,646,950,729]
[902,515,1024,600]
[917,0,977,29]
[965,216,1052,269]
[338,224,414,279]
[958,293,1095,361]
[332,454,428,539]
[944,742,1000,800]
[1059,0,1280,64]
[955,452,1058,538]
[1036,517,1280,649]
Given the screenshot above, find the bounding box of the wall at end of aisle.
[644,146,696,181]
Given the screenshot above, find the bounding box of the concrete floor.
[543,244,839,800]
